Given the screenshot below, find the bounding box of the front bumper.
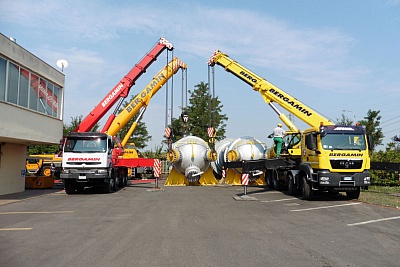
[60,169,109,180]
[316,170,370,191]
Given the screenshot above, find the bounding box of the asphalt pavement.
[0,179,399,267]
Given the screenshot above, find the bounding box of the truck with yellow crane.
[207,50,371,199]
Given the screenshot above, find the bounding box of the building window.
[29,72,39,111]
[0,56,62,119]
[0,57,6,101]
[19,67,29,108]
[7,62,19,104]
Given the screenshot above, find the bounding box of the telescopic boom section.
[73,37,174,133]
[105,57,187,136]
[207,50,334,128]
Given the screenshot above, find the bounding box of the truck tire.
[122,169,128,187]
[265,170,273,189]
[273,172,282,191]
[287,173,297,196]
[113,175,119,192]
[301,175,312,200]
[346,188,360,199]
[65,180,76,195]
[104,178,115,193]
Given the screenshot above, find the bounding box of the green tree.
[336,113,354,125]
[370,142,400,186]
[358,110,384,151]
[392,135,400,151]
[169,82,227,142]
[27,144,59,155]
[63,115,100,136]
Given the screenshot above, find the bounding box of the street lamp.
[342,110,356,120]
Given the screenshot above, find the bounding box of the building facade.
[0,33,64,195]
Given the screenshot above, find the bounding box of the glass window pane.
[53,85,61,118]
[44,81,54,115]
[29,73,39,111]
[19,67,29,107]
[7,62,19,104]
[0,57,6,101]
[37,77,46,114]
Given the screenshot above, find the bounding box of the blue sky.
[1,0,399,151]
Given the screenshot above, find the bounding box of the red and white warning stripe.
[164,127,171,138]
[222,169,226,178]
[241,173,249,186]
[207,127,214,138]
[153,159,161,178]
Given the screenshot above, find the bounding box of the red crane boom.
[74,37,173,132]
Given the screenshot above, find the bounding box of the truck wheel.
[287,173,297,196]
[122,169,128,187]
[301,175,312,200]
[104,178,114,193]
[114,177,119,191]
[65,180,76,195]
[346,188,360,199]
[265,170,273,189]
[273,173,282,191]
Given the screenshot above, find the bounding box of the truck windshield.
[321,133,366,150]
[64,138,107,153]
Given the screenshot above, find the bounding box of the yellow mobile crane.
[105,57,187,178]
[208,50,371,199]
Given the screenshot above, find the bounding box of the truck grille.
[330,159,362,170]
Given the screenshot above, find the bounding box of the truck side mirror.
[367,135,374,151]
[305,134,317,150]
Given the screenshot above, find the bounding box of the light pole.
[342,110,356,122]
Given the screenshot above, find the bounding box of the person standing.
[271,123,286,158]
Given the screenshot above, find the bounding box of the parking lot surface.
[1,181,399,267]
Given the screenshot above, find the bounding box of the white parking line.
[347,216,400,226]
[0,211,73,215]
[253,191,282,194]
[0,228,32,231]
[291,202,361,212]
[261,198,298,203]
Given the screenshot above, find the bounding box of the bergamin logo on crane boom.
[102,83,124,108]
[268,88,312,116]
[126,73,165,113]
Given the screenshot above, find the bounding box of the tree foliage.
[168,82,227,142]
[370,143,400,186]
[358,109,384,151]
[336,113,354,125]
[63,115,100,136]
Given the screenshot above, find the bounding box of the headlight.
[364,177,371,184]
[320,177,330,184]
[98,169,108,174]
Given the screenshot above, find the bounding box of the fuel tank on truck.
[211,136,267,185]
[165,136,218,186]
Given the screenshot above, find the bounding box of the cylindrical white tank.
[167,136,214,183]
[210,138,234,178]
[211,136,267,181]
